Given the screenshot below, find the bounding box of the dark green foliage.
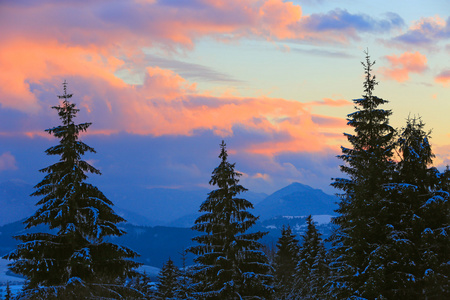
[177,250,195,300]
[189,141,273,299]
[156,258,180,300]
[273,225,299,299]
[419,166,450,298]
[5,281,11,300]
[125,271,155,299]
[331,51,449,299]
[330,51,396,298]
[373,116,449,299]
[380,117,438,298]
[295,215,329,300]
[4,82,139,299]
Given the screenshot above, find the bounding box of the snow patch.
[136,264,161,278]
[280,215,333,225]
[312,215,334,225]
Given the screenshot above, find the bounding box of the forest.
[2,53,449,299]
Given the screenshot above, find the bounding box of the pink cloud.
[0,152,17,171]
[0,0,404,52]
[0,0,385,157]
[310,98,352,107]
[0,40,348,156]
[434,144,450,167]
[380,52,428,82]
[435,70,450,86]
[0,40,127,113]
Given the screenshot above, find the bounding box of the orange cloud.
[380,51,428,82]
[0,40,126,113]
[0,0,362,157]
[0,37,347,156]
[435,70,450,86]
[310,98,352,107]
[0,0,404,54]
[434,144,450,167]
[258,0,302,40]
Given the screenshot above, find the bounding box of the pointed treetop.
[52,81,80,127]
[219,140,228,162]
[58,80,73,100]
[361,49,378,100]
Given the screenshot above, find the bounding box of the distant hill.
[0,180,156,227]
[0,219,197,269]
[0,181,338,268]
[103,186,267,226]
[254,182,338,220]
[0,180,267,227]
[0,214,335,269]
[0,180,336,228]
[0,181,36,226]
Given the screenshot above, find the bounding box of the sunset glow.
[0,0,449,194]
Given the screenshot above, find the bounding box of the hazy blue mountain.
[0,180,267,227]
[0,180,336,228]
[109,187,267,226]
[162,183,338,227]
[0,180,158,227]
[0,215,335,269]
[0,219,197,269]
[167,212,202,228]
[0,181,338,269]
[0,181,36,226]
[254,182,338,220]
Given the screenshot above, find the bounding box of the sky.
[0,0,449,198]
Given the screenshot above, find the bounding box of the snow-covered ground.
[136,264,161,279]
[312,215,334,225]
[281,215,334,225]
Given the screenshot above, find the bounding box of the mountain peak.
[285,182,314,190]
[254,182,337,220]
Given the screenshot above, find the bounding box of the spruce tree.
[156,258,180,300]
[177,250,195,300]
[330,51,395,298]
[125,271,155,300]
[419,167,449,298]
[295,215,328,300]
[273,225,299,299]
[4,82,140,299]
[189,141,273,299]
[5,281,11,300]
[378,116,450,299]
[380,117,439,298]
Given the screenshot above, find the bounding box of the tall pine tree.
[156,258,180,300]
[4,82,140,299]
[380,117,439,298]
[330,51,396,299]
[295,215,329,300]
[273,225,299,299]
[189,141,273,299]
[418,164,449,297]
[5,281,12,300]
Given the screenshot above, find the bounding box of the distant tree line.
[2,52,448,299]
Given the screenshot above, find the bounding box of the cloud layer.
[391,16,450,48]
[0,0,447,195]
[380,52,428,82]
